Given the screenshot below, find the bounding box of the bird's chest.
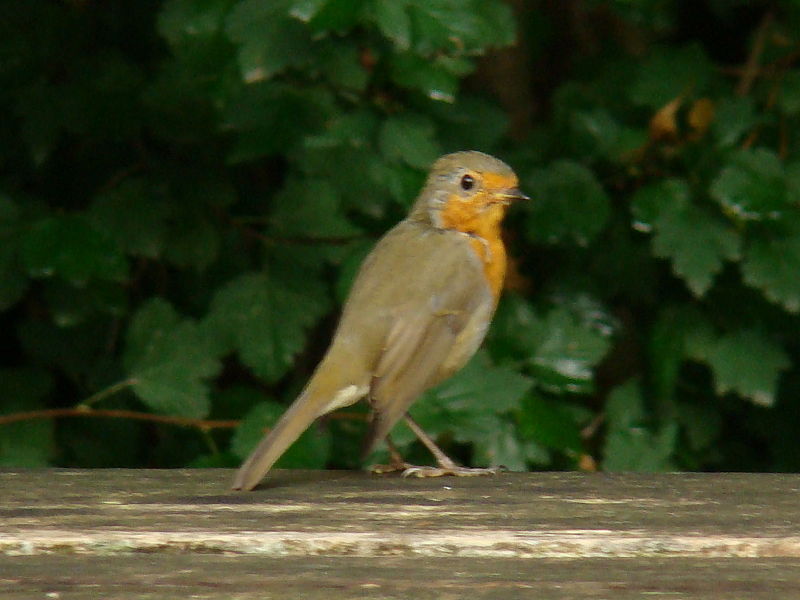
[439,204,507,302]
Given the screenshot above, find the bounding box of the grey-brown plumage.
[232,151,526,491]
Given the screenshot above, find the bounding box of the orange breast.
[439,199,508,302]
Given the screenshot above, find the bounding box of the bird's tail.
[231,387,324,491]
[231,362,368,491]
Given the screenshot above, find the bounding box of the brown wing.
[333,221,495,455]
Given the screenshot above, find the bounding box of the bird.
[232,150,528,491]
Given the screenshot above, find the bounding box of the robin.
[232,151,528,491]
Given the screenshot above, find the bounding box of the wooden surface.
[1,469,799,599]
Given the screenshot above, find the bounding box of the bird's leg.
[368,434,415,474]
[400,415,504,478]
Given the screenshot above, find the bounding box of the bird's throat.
[439,201,507,301]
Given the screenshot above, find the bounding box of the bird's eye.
[460,174,475,191]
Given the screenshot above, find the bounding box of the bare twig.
[736,12,774,96]
[0,407,240,430]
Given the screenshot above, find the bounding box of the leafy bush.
[1,0,799,473]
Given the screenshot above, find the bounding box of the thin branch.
[0,406,366,429]
[0,407,240,430]
[736,12,774,96]
[81,378,138,407]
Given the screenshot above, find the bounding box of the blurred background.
[1,0,799,473]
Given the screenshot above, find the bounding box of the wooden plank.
[1,469,799,598]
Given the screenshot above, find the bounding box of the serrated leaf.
[231,401,331,467]
[124,298,221,418]
[650,203,740,296]
[603,381,677,471]
[631,178,689,234]
[525,160,610,246]
[527,306,613,394]
[205,272,330,383]
[400,351,531,450]
[710,149,789,222]
[741,226,800,313]
[225,0,313,82]
[704,330,789,407]
[22,215,128,284]
[379,114,442,168]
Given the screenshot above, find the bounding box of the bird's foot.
[401,465,505,478]
[369,461,414,475]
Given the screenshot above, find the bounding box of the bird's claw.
[401,465,506,478]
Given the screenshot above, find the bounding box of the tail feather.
[231,389,322,491]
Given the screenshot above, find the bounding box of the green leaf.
[223,82,333,161]
[231,401,331,467]
[42,279,127,327]
[289,0,363,32]
[389,52,462,102]
[21,215,128,284]
[526,306,613,394]
[158,0,234,47]
[372,0,411,50]
[710,149,789,222]
[741,224,800,313]
[225,0,313,82]
[406,0,516,55]
[712,96,757,148]
[205,271,330,383]
[603,381,677,471]
[316,41,369,92]
[472,418,541,471]
[429,96,509,151]
[162,211,220,270]
[629,44,714,108]
[402,351,532,450]
[0,367,54,467]
[270,178,362,238]
[704,330,789,407]
[518,394,583,453]
[89,178,169,259]
[633,178,741,296]
[525,160,611,246]
[639,185,740,296]
[631,178,689,234]
[124,298,221,418]
[379,114,442,168]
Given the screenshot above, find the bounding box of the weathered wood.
[1,469,799,598]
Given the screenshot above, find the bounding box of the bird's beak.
[499,187,530,202]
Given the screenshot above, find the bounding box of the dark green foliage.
[2,0,800,474]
